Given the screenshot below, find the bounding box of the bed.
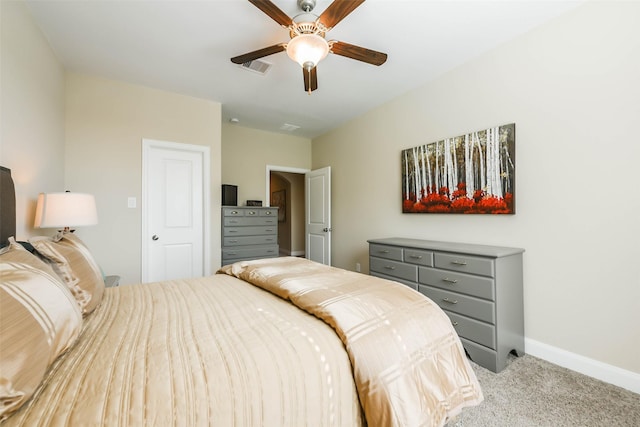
[0,166,482,426]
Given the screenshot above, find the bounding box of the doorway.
[268,169,306,257]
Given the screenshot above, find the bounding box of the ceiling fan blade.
[248,0,292,27]
[303,66,318,93]
[231,44,286,64]
[330,41,387,66]
[319,0,365,30]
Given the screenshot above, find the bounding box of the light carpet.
[447,354,640,426]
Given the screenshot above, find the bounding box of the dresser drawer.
[223,216,277,227]
[434,253,495,277]
[222,245,279,260]
[224,226,277,237]
[260,209,278,217]
[419,267,495,300]
[223,235,277,247]
[445,310,496,350]
[369,244,403,261]
[242,209,261,217]
[403,249,434,267]
[418,285,495,324]
[223,208,244,217]
[369,257,417,282]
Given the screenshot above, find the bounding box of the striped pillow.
[30,232,105,315]
[0,239,83,420]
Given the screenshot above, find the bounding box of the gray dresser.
[222,207,279,265]
[368,237,524,373]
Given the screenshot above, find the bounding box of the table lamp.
[34,192,98,232]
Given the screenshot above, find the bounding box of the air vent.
[280,123,301,132]
[240,59,272,75]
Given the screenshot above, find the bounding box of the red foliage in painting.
[403,182,513,214]
[450,183,467,200]
[504,192,514,211]
[403,199,415,212]
[451,197,475,212]
[475,196,509,213]
[412,201,429,213]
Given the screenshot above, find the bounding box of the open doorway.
[267,167,307,257]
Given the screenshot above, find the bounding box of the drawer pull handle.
[442,298,458,304]
[451,260,467,266]
[452,321,459,326]
[228,240,238,243]
[231,211,238,214]
[248,211,256,215]
[265,238,274,241]
[229,230,238,233]
[229,220,238,223]
[265,211,272,215]
[443,278,458,284]
[228,252,237,255]
[409,255,423,259]
[384,266,396,270]
[379,250,389,254]
[266,229,274,232]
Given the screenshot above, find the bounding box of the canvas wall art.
[402,123,515,214]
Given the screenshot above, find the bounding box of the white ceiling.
[25,0,582,138]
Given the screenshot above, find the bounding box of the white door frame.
[265,165,310,206]
[142,139,211,282]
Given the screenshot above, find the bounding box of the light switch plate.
[127,197,137,208]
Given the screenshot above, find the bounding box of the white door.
[142,139,210,282]
[305,167,331,265]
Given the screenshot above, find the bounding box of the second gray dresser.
[222,207,279,265]
[368,237,524,373]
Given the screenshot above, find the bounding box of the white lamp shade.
[286,34,329,68]
[34,192,98,228]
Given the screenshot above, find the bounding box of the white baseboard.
[525,338,640,394]
[290,250,305,256]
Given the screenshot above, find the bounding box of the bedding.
[0,166,482,426]
[2,256,483,427]
[30,232,105,315]
[2,271,364,426]
[0,239,83,419]
[220,257,483,426]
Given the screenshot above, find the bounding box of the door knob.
[152,235,159,241]
[322,227,332,232]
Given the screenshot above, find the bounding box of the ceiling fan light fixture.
[286,33,329,69]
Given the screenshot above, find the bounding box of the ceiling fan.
[231,0,388,94]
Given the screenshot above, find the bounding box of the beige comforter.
[3,272,363,426]
[5,257,481,427]
[220,257,483,427]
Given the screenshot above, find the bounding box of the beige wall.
[1,0,65,238]
[313,1,640,376]
[221,123,311,205]
[65,73,222,285]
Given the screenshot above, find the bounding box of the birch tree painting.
[402,123,515,214]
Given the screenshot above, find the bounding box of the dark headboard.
[1,166,17,247]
